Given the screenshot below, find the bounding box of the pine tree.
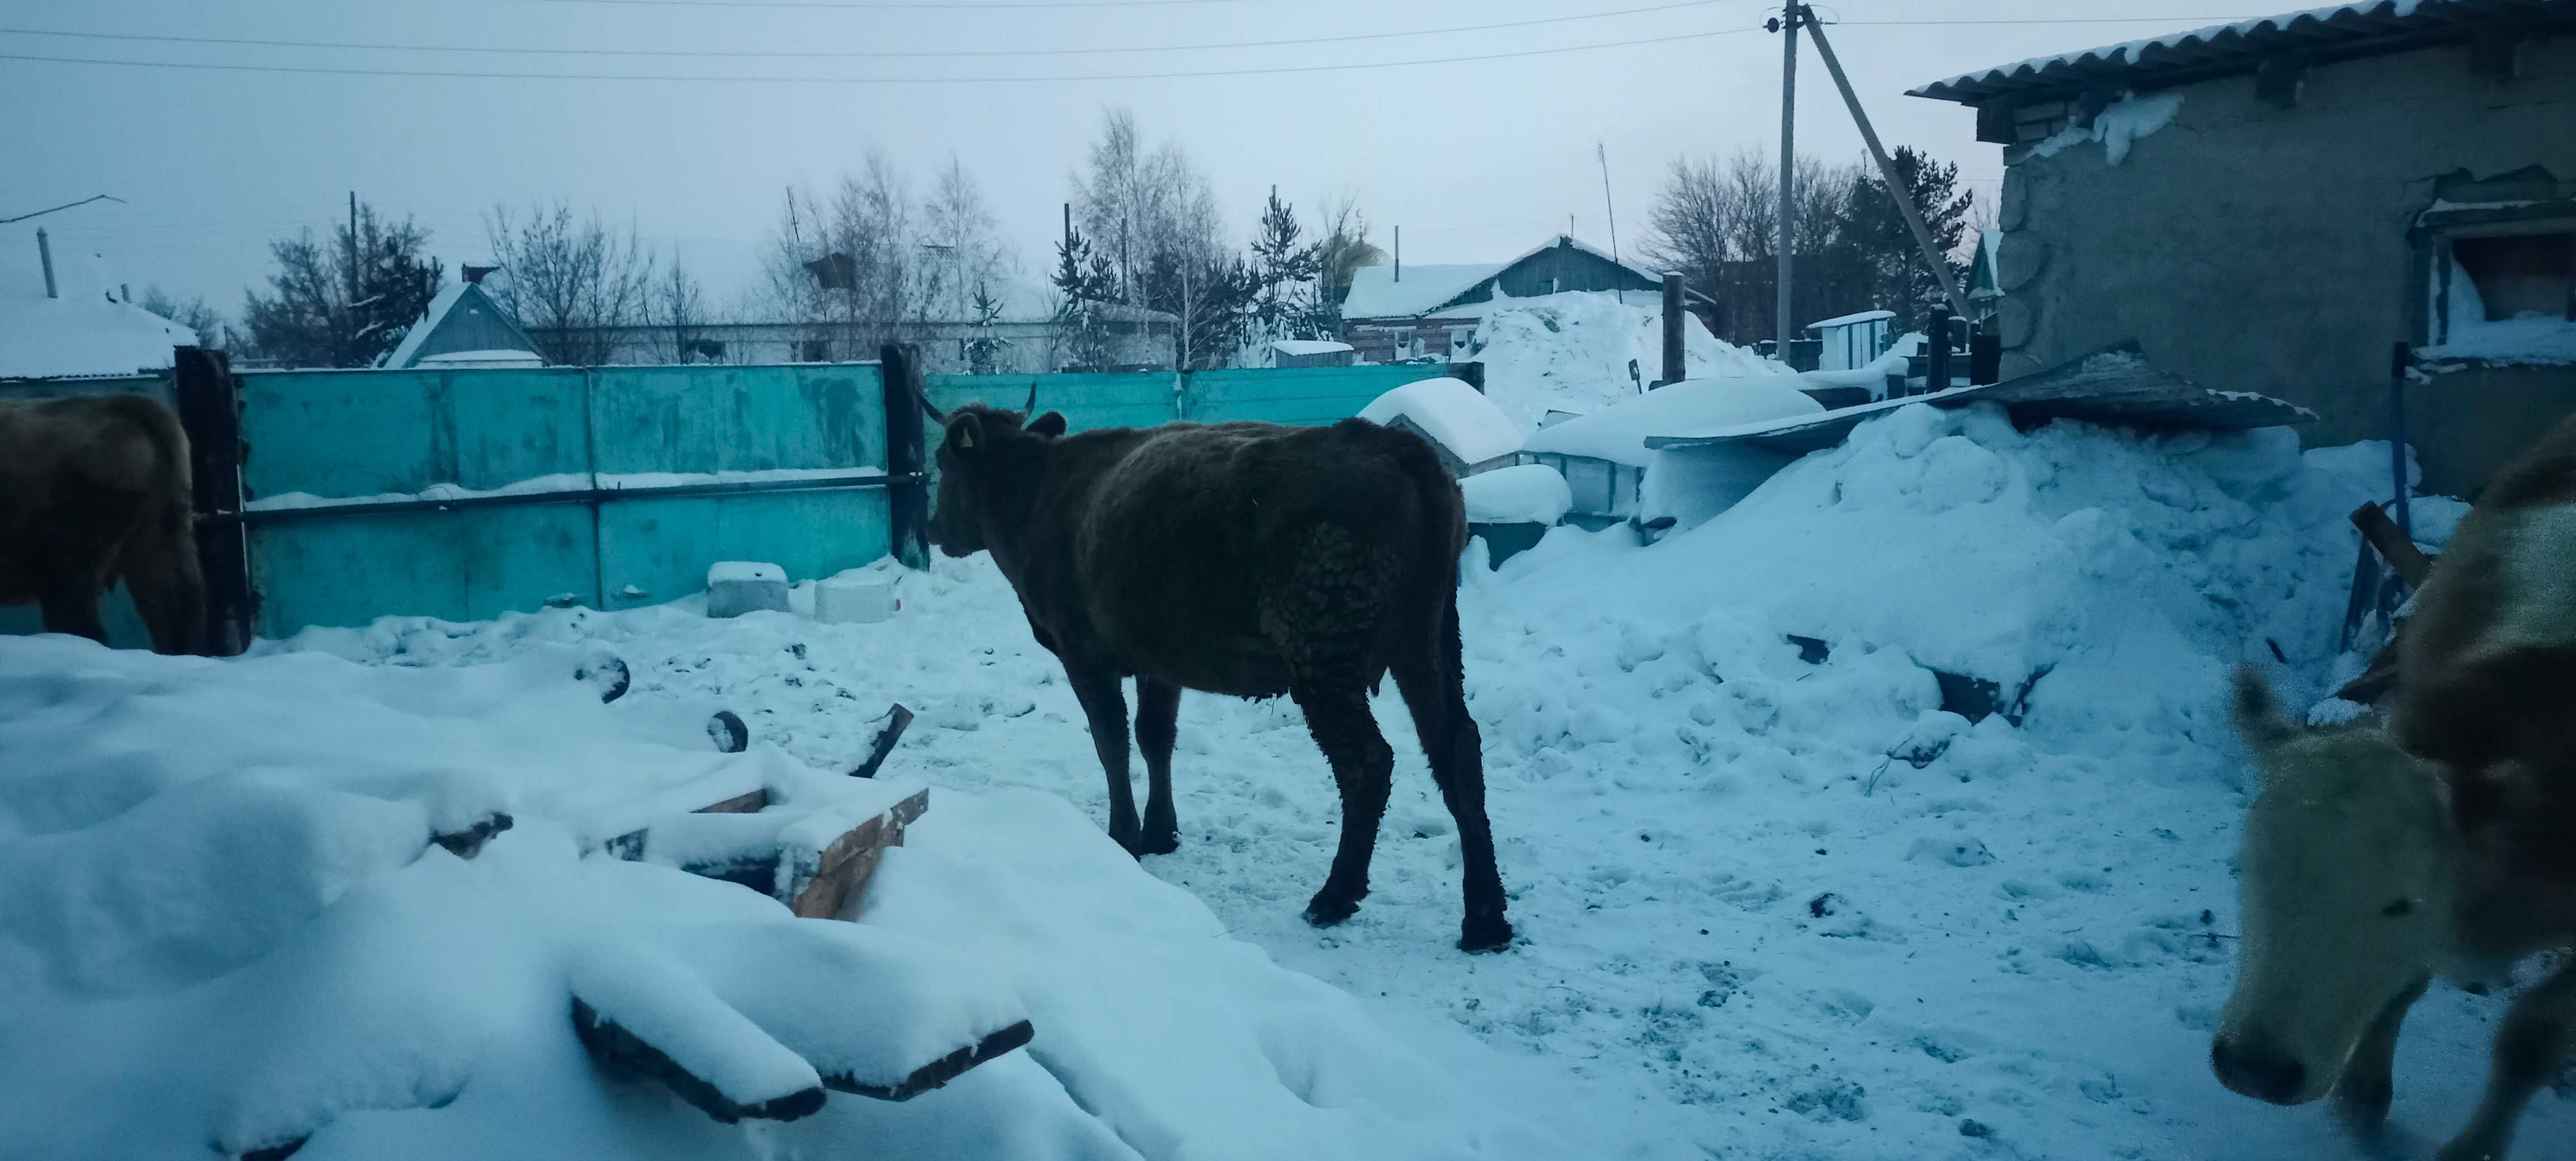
[1248,187,1322,337]
[240,204,442,368]
[1050,225,1115,370]
[1846,147,1974,333]
[965,281,1008,374]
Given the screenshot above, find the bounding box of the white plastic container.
[705,561,790,618]
[815,575,899,624]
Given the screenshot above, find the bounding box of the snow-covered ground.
[9,401,2575,1159]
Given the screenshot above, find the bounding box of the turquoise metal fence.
[7,356,1480,643]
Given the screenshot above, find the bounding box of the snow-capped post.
[882,342,930,568]
[2387,342,2413,537]
[173,344,254,655]
[1660,272,1685,388]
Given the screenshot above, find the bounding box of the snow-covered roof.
[1359,376,1523,464]
[1805,310,1895,331]
[1269,339,1353,356]
[1910,1,2534,105]
[1341,235,1689,321]
[416,348,545,367]
[1339,263,1503,320]
[1971,230,2004,299]
[0,290,197,379]
[1520,377,1826,468]
[381,281,472,370]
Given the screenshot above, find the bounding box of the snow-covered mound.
[1521,376,1824,467]
[1460,464,1572,526]
[0,634,1550,1160]
[1358,376,1522,465]
[1453,291,1784,432]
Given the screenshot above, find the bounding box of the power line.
[520,0,1257,8]
[0,3,1750,61]
[0,25,1774,84]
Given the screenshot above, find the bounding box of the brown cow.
[917,395,1512,952]
[2395,412,2576,782]
[0,394,207,654]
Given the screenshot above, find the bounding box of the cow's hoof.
[1459,914,1514,953]
[1135,829,1180,856]
[1304,891,1362,928]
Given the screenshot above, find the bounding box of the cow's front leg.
[2333,979,2426,1130]
[2440,961,2576,1161]
[1062,660,1143,856]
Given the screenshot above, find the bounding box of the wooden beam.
[824,1020,1037,1101]
[2350,502,2433,587]
[790,788,930,919]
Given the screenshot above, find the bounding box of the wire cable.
[0,2,1750,59]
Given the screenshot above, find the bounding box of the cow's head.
[917,385,1065,560]
[2212,667,2452,1106]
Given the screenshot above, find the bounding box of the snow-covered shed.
[1268,338,1355,368]
[1910,0,2576,495]
[381,278,544,370]
[1518,377,1822,527]
[1805,309,1895,372]
[1358,376,1521,477]
[1339,235,1715,364]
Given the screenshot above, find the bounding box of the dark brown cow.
[0,394,206,655]
[920,397,1512,952]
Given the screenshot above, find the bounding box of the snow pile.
[232,428,2576,1157]
[1359,376,1523,464]
[2030,91,2185,166]
[0,630,1552,1159]
[1460,463,1572,526]
[1454,291,1785,431]
[1521,376,1824,467]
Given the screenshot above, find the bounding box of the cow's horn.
[1023,382,1038,414]
[913,384,946,423]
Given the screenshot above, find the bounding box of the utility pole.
[1598,143,1623,305]
[1771,3,1801,356]
[1802,13,1974,320]
[346,191,360,362]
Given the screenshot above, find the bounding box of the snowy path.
[254,405,2574,1159]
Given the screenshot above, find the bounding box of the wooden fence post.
[172,346,255,654]
[881,343,929,569]
[1660,272,1685,388]
[1450,361,1486,394]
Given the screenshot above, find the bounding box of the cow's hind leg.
[1393,596,1513,952]
[2440,960,2576,1161]
[37,580,110,646]
[1062,660,1145,856]
[119,501,206,656]
[1295,683,1393,928]
[1133,676,1182,855]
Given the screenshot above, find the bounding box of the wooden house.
[380,276,544,370]
[1338,235,1715,363]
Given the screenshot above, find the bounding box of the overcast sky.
[2,0,2260,317]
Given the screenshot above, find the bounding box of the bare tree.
[1641,148,1872,345]
[917,155,1013,334]
[651,252,709,363]
[1072,108,1225,314]
[485,201,655,366]
[763,153,924,361]
[141,287,223,346]
[1311,191,1385,325]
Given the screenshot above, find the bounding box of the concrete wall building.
[1912,0,2576,495]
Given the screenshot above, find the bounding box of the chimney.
[37,228,57,298]
[1394,225,1401,283]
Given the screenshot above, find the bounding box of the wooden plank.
[789,788,930,919]
[2350,503,2433,587]
[825,1019,1036,1102]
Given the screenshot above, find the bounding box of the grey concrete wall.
[1991,36,2576,496]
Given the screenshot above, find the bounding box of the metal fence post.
[2388,342,2413,536]
[882,343,930,568]
[1660,272,1685,388]
[172,346,255,653]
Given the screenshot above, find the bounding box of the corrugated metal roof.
[1909,0,2571,105]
